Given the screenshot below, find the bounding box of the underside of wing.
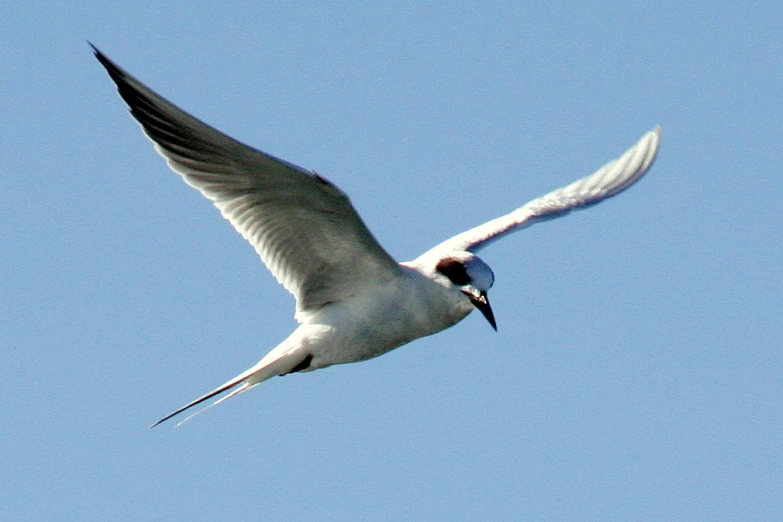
[93,45,403,315]
[419,127,661,259]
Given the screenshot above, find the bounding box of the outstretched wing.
[93,45,403,316]
[419,127,660,259]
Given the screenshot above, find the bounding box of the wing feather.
[419,127,660,259]
[93,45,402,316]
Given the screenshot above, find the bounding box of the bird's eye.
[435,259,471,286]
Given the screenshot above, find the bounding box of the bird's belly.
[305,284,470,368]
[310,312,422,366]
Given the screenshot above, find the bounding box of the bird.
[91,44,661,428]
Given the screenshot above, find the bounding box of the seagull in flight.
[92,45,661,427]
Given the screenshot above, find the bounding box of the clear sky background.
[2,3,781,521]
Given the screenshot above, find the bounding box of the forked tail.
[150,349,311,428]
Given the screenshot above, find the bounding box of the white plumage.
[92,45,661,427]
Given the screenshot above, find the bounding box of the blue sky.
[2,2,781,520]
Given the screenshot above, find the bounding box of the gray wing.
[419,127,660,259]
[93,45,403,316]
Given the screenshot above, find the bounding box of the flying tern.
[92,45,661,427]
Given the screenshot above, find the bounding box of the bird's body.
[276,263,476,373]
[92,45,661,427]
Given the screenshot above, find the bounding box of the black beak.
[467,291,497,331]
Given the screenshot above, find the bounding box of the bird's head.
[432,252,497,331]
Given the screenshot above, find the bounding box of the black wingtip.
[88,41,105,62]
[91,45,113,71]
[89,43,126,81]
